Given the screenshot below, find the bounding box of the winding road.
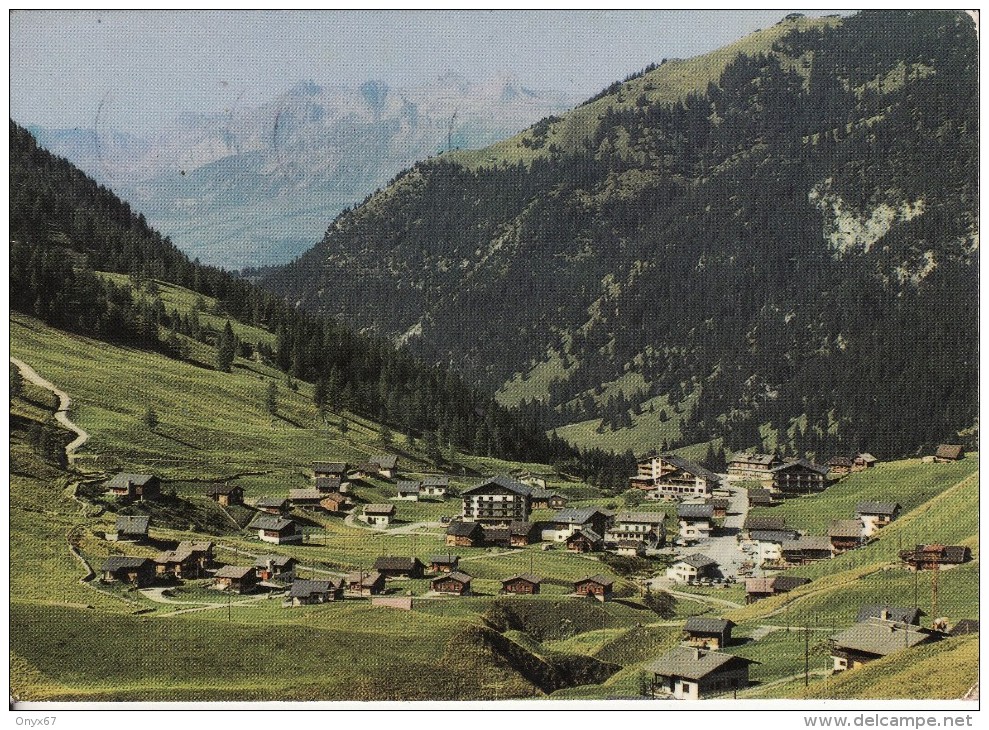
[11,356,89,462]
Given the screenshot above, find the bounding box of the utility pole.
[804,625,810,687]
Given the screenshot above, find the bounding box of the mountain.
[29,76,577,268]
[261,11,979,460]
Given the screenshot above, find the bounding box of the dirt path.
[10,357,89,462]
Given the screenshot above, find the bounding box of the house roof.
[575,574,615,587]
[215,565,254,579]
[101,556,151,572]
[106,473,157,489]
[289,488,323,501]
[289,579,338,598]
[743,515,787,531]
[371,454,399,470]
[935,444,963,460]
[155,548,195,564]
[659,454,721,484]
[676,553,717,569]
[729,453,777,466]
[772,576,811,592]
[429,555,460,565]
[249,515,296,532]
[115,515,150,534]
[255,497,288,508]
[433,571,472,584]
[749,529,800,544]
[950,619,979,636]
[831,618,933,656]
[446,521,483,537]
[772,459,828,475]
[462,475,532,497]
[483,527,511,542]
[553,507,612,525]
[178,540,213,553]
[614,511,667,525]
[856,501,900,516]
[254,554,295,568]
[529,487,562,499]
[783,536,833,552]
[684,617,735,634]
[422,476,449,488]
[643,646,756,680]
[568,527,602,543]
[509,520,537,536]
[374,556,422,571]
[396,481,421,494]
[856,453,878,463]
[363,503,396,515]
[746,577,777,594]
[942,545,971,563]
[677,503,714,520]
[748,488,775,504]
[207,484,243,495]
[320,494,349,506]
[503,574,542,585]
[313,461,348,474]
[346,570,383,586]
[826,456,854,467]
[315,476,342,491]
[856,605,924,625]
[829,520,864,538]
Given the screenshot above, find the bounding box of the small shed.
[431,571,472,596]
[502,574,541,595]
[207,484,245,506]
[574,574,615,601]
[934,444,964,463]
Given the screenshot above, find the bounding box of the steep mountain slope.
[30,76,575,268]
[262,11,979,459]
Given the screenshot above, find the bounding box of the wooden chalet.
[710,498,729,519]
[345,570,385,595]
[446,520,484,547]
[370,454,399,479]
[207,484,245,506]
[421,476,449,500]
[110,515,150,542]
[782,536,833,564]
[853,453,879,471]
[255,496,289,515]
[315,476,343,494]
[100,556,154,587]
[429,555,460,573]
[574,574,614,601]
[361,503,396,527]
[747,488,776,508]
[727,453,780,482]
[826,456,854,477]
[855,502,901,536]
[154,541,212,580]
[899,544,972,570]
[741,515,787,539]
[529,487,567,510]
[677,503,714,543]
[516,471,548,490]
[288,488,324,509]
[614,539,646,557]
[313,461,348,479]
[254,554,297,582]
[461,476,532,525]
[288,578,342,606]
[502,574,541,595]
[772,576,811,594]
[745,575,810,603]
[683,617,735,650]
[666,554,718,584]
[768,459,828,495]
[105,473,161,500]
[934,444,964,463]
[373,556,425,578]
[544,507,613,542]
[828,519,864,553]
[631,453,720,500]
[213,565,258,593]
[606,511,667,548]
[509,520,540,547]
[831,618,936,672]
[645,646,756,700]
[431,571,472,596]
[566,527,603,553]
[248,514,303,544]
[319,493,351,513]
[395,481,421,501]
[482,526,511,547]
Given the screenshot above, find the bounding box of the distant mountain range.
[29,75,577,268]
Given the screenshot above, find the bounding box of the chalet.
[677,503,714,543]
[446,520,484,547]
[727,453,780,482]
[614,539,646,557]
[544,506,613,542]
[856,605,923,626]
[683,617,735,650]
[826,456,854,477]
[373,556,425,578]
[529,488,567,510]
[248,514,304,544]
[828,520,864,553]
[645,646,756,700]
[482,526,511,547]
[288,488,324,509]
[853,453,879,471]
[509,520,540,547]
[772,575,811,594]
[100,556,154,587]
[666,554,718,584]
[855,502,901,537]
[312,461,348,480]
[396,481,421,501]
[213,565,257,593]
[315,476,343,493]
[606,511,667,548]
[710,498,729,519]
[319,493,351,513]
[744,577,776,604]
[288,578,342,606]
[431,571,472,596]
[782,536,833,565]
[768,459,828,495]
[899,544,972,570]
[741,515,787,539]
[255,496,289,514]
[574,575,615,601]
[110,515,150,542]
[207,484,244,506]
[361,503,396,527]
[747,488,776,508]
[369,454,399,479]
[745,529,800,565]
[831,618,936,672]
[502,574,541,595]
[516,471,547,490]
[632,453,721,500]
[566,528,603,553]
[421,476,449,500]
[154,544,207,580]
[254,554,297,582]
[934,444,964,463]
[461,476,532,525]
[345,570,385,595]
[105,473,161,500]
[429,555,460,573]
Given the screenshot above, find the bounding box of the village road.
[11,356,90,462]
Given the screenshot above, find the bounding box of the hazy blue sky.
[11,10,847,134]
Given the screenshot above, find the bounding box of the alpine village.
[8,11,978,703]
